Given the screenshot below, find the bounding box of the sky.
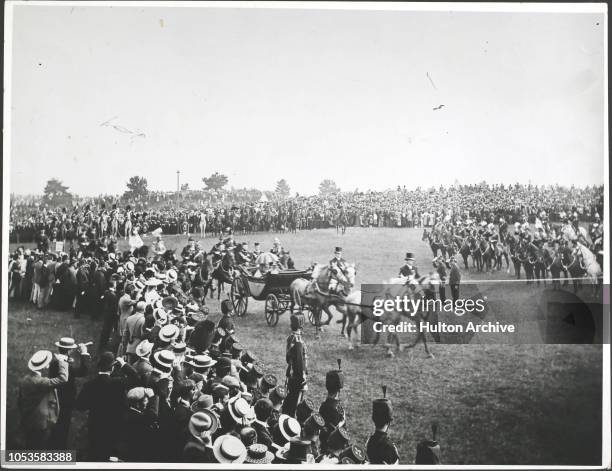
[7,4,606,196]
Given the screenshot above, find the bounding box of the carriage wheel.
[265,294,281,327]
[307,307,317,326]
[230,278,248,317]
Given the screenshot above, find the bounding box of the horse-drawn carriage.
[229,266,312,326]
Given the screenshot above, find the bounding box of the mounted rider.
[181,237,197,261]
[399,253,420,280]
[328,247,348,295]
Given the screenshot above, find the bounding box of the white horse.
[336,276,434,358]
[576,242,602,294]
[561,223,589,245]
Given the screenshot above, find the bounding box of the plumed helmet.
[325,358,345,392]
[372,385,393,424]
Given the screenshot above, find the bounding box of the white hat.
[135,340,154,358]
[125,261,135,271]
[28,350,53,372]
[55,337,78,349]
[213,435,247,464]
[227,396,254,426]
[167,269,178,282]
[145,278,162,287]
[159,324,179,343]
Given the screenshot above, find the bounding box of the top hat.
[334,247,342,253]
[275,437,312,463]
[325,359,345,391]
[372,385,393,424]
[405,252,415,261]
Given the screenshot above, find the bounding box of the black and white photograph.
[2,2,609,468]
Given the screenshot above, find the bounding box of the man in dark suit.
[449,257,462,302]
[75,260,91,318]
[75,353,139,461]
[48,338,91,450]
[92,262,108,319]
[99,279,119,353]
[118,386,160,462]
[399,253,420,279]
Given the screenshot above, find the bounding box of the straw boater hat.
[28,350,53,372]
[152,350,175,377]
[212,435,247,464]
[188,410,219,439]
[276,414,301,442]
[55,337,78,349]
[227,396,254,426]
[158,324,180,343]
[135,340,154,359]
[186,354,217,372]
[145,278,162,287]
[244,444,274,464]
[166,269,178,283]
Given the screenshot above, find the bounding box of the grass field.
[5,227,604,464]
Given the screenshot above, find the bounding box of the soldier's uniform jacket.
[366,430,400,464]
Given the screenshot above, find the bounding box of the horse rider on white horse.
[328,247,348,295]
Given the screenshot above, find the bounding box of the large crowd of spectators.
[9,183,604,243]
[11,235,438,464]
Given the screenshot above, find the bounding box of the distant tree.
[202,172,229,191]
[124,176,148,200]
[275,179,290,199]
[43,178,72,206]
[319,179,340,197]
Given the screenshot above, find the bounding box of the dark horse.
[422,229,443,257]
[211,251,236,300]
[478,238,492,272]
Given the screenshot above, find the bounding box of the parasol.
[256,252,279,266]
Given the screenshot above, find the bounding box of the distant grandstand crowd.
[9,183,604,243]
